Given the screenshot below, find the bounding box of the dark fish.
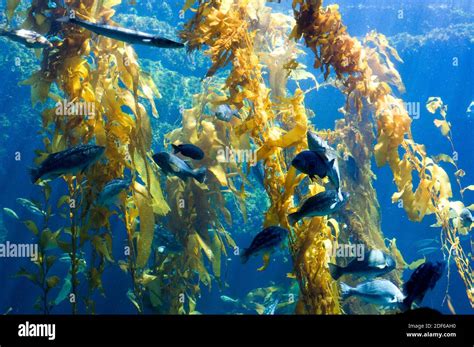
[291,150,334,180]
[341,279,405,308]
[241,226,288,264]
[152,152,206,183]
[402,261,445,310]
[329,249,396,280]
[214,104,241,122]
[345,154,359,182]
[56,16,184,48]
[30,145,105,183]
[288,190,348,225]
[97,178,130,206]
[460,208,473,228]
[172,143,204,160]
[0,28,53,49]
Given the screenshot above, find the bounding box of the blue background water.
[0,0,472,314]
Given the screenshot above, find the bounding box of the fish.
[240,226,288,264]
[413,238,438,249]
[291,150,335,181]
[288,190,349,225]
[460,208,473,228]
[328,249,396,280]
[214,104,241,122]
[402,261,445,310]
[2,208,19,220]
[96,178,131,206]
[220,295,239,305]
[56,16,184,48]
[0,28,53,49]
[16,198,47,216]
[416,247,439,255]
[171,143,204,160]
[29,145,105,183]
[152,152,206,183]
[341,279,405,308]
[263,299,279,315]
[306,131,342,199]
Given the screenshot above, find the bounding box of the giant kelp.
[15,0,170,313]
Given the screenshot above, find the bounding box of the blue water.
[0,0,472,314]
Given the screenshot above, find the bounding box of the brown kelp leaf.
[6,0,20,20]
[133,182,155,268]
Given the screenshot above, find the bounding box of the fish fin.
[328,263,344,280]
[171,144,180,154]
[330,201,338,209]
[257,253,271,271]
[255,303,265,315]
[374,264,387,269]
[232,111,241,119]
[28,167,40,184]
[193,167,207,184]
[240,248,249,264]
[337,189,344,202]
[142,38,152,43]
[329,158,336,168]
[288,212,299,225]
[340,282,353,299]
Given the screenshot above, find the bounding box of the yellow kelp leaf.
[195,232,214,262]
[6,0,20,20]
[455,169,465,177]
[433,119,450,136]
[461,185,474,193]
[210,232,223,278]
[257,252,271,271]
[466,204,474,211]
[209,165,228,186]
[327,218,340,238]
[426,97,443,114]
[133,149,170,216]
[91,235,114,262]
[406,257,426,270]
[133,182,155,268]
[433,153,456,166]
[103,0,121,8]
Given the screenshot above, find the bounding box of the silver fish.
[0,28,53,49]
[460,208,473,228]
[152,152,206,183]
[30,145,105,183]
[288,190,348,225]
[341,279,405,308]
[2,208,19,220]
[214,105,241,122]
[97,178,131,206]
[329,249,396,280]
[16,198,46,216]
[57,15,184,48]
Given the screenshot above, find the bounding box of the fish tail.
[328,263,344,280]
[337,189,344,202]
[29,167,40,184]
[193,167,206,184]
[340,282,354,299]
[240,249,249,264]
[232,110,241,119]
[288,212,299,225]
[171,144,180,154]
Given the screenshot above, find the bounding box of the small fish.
[0,28,53,49]
[30,145,105,183]
[56,16,184,48]
[402,261,445,310]
[460,208,473,228]
[220,295,239,305]
[97,178,130,206]
[152,152,206,183]
[341,279,405,308]
[413,238,438,249]
[288,190,349,225]
[214,105,241,122]
[416,247,439,255]
[328,249,396,280]
[291,150,335,181]
[172,144,204,160]
[263,299,279,315]
[2,208,19,220]
[16,198,46,216]
[241,226,288,264]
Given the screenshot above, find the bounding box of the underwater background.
[0,0,472,315]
